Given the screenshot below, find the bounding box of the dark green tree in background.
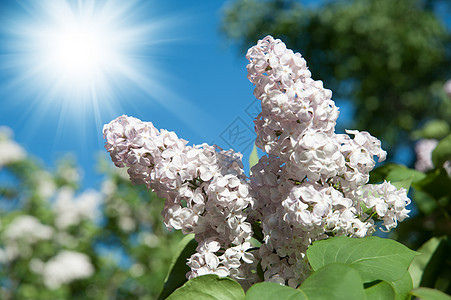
[221,0,451,157]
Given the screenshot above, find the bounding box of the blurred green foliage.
[221,0,451,153]
[0,132,182,299]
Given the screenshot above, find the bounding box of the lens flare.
[35,6,124,104]
[0,0,207,140]
[46,26,110,80]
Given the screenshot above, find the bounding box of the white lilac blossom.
[414,138,451,176]
[103,116,256,282]
[103,35,411,287]
[30,250,94,289]
[0,215,53,262]
[358,181,411,231]
[444,161,451,177]
[53,187,103,229]
[0,127,26,168]
[56,162,82,184]
[414,139,439,172]
[444,79,451,100]
[34,171,57,199]
[4,215,53,241]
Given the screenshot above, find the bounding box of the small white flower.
[37,250,94,289]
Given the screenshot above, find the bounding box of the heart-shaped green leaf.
[246,263,365,300]
[300,263,365,300]
[246,282,306,300]
[364,280,395,300]
[307,236,418,283]
[167,274,245,300]
[159,234,198,299]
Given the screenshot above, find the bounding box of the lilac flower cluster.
[414,138,451,177]
[103,36,411,287]
[103,116,256,282]
[247,36,409,286]
[414,139,438,172]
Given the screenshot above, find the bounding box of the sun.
[28,0,145,107]
[47,25,110,79]
[0,0,183,134]
[39,16,118,94]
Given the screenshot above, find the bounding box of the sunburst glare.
[34,1,127,108]
[42,16,116,88]
[0,0,200,140]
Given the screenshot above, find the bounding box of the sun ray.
[0,0,213,145]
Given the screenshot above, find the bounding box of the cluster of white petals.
[29,250,94,289]
[358,181,411,231]
[53,187,103,229]
[414,139,439,172]
[0,215,53,262]
[444,79,451,100]
[0,127,26,168]
[103,35,411,287]
[103,116,256,282]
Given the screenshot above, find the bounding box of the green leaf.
[391,176,414,193]
[167,274,245,300]
[251,221,264,244]
[249,144,259,173]
[369,164,426,186]
[364,273,412,300]
[306,236,418,283]
[385,168,426,184]
[246,264,365,300]
[411,189,438,215]
[300,263,365,300]
[412,119,450,140]
[410,287,451,300]
[414,168,451,200]
[388,271,413,300]
[369,163,403,184]
[245,282,306,300]
[409,236,450,289]
[365,281,395,300]
[158,234,198,300]
[432,134,451,170]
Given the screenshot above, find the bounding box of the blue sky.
[0,0,262,188]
